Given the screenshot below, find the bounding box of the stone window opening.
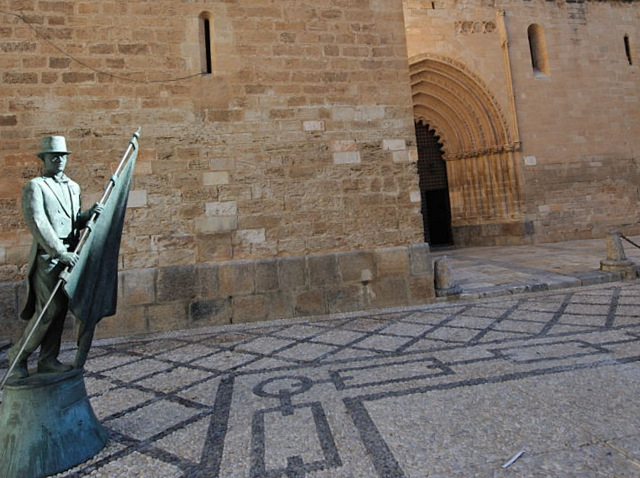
[199,12,214,74]
[625,34,633,66]
[527,24,550,77]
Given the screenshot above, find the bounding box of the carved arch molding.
[410,54,523,227]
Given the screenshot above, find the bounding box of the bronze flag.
[63,137,137,329]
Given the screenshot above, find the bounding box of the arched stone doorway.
[415,121,453,246]
[410,54,525,247]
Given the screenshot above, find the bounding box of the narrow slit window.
[625,34,633,65]
[528,24,550,77]
[199,13,213,74]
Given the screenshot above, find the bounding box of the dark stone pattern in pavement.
[3,281,640,477]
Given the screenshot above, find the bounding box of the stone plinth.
[0,369,108,478]
[0,244,436,340]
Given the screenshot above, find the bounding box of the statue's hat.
[37,135,71,158]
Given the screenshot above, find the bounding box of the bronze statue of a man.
[7,136,101,379]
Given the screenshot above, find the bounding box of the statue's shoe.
[37,359,73,374]
[6,347,29,379]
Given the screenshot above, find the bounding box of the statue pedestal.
[0,368,108,478]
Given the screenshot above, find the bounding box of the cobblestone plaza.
[3,237,640,477]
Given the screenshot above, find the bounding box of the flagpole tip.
[133,127,141,139]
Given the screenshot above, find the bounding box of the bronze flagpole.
[0,128,141,391]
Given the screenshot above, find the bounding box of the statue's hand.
[91,202,104,217]
[58,252,80,267]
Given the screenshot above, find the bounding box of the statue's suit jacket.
[20,175,82,320]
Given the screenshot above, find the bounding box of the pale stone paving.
[3,278,640,477]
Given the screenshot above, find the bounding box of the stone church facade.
[0,0,638,338]
[405,0,640,247]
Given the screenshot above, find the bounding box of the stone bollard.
[434,256,462,297]
[600,231,637,280]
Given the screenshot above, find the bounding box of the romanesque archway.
[410,54,524,246]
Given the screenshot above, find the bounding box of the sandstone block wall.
[0,243,434,342]
[105,242,434,338]
[404,0,640,244]
[507,0,640,242]
[0,0,429,338]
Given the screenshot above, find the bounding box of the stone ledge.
[577,270,623,286]
[444,272,624,304]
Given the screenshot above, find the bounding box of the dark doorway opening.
[414,121,453,246]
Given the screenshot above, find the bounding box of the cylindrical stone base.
[0,369,108,478]
[600,259,637,280]
[434,256,462,297]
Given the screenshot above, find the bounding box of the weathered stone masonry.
[4,0,640,340]
[0,0,431,340]
[0,243,434,339]
[404,0,640,246]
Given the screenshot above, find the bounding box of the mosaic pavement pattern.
[3,281,640,477]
